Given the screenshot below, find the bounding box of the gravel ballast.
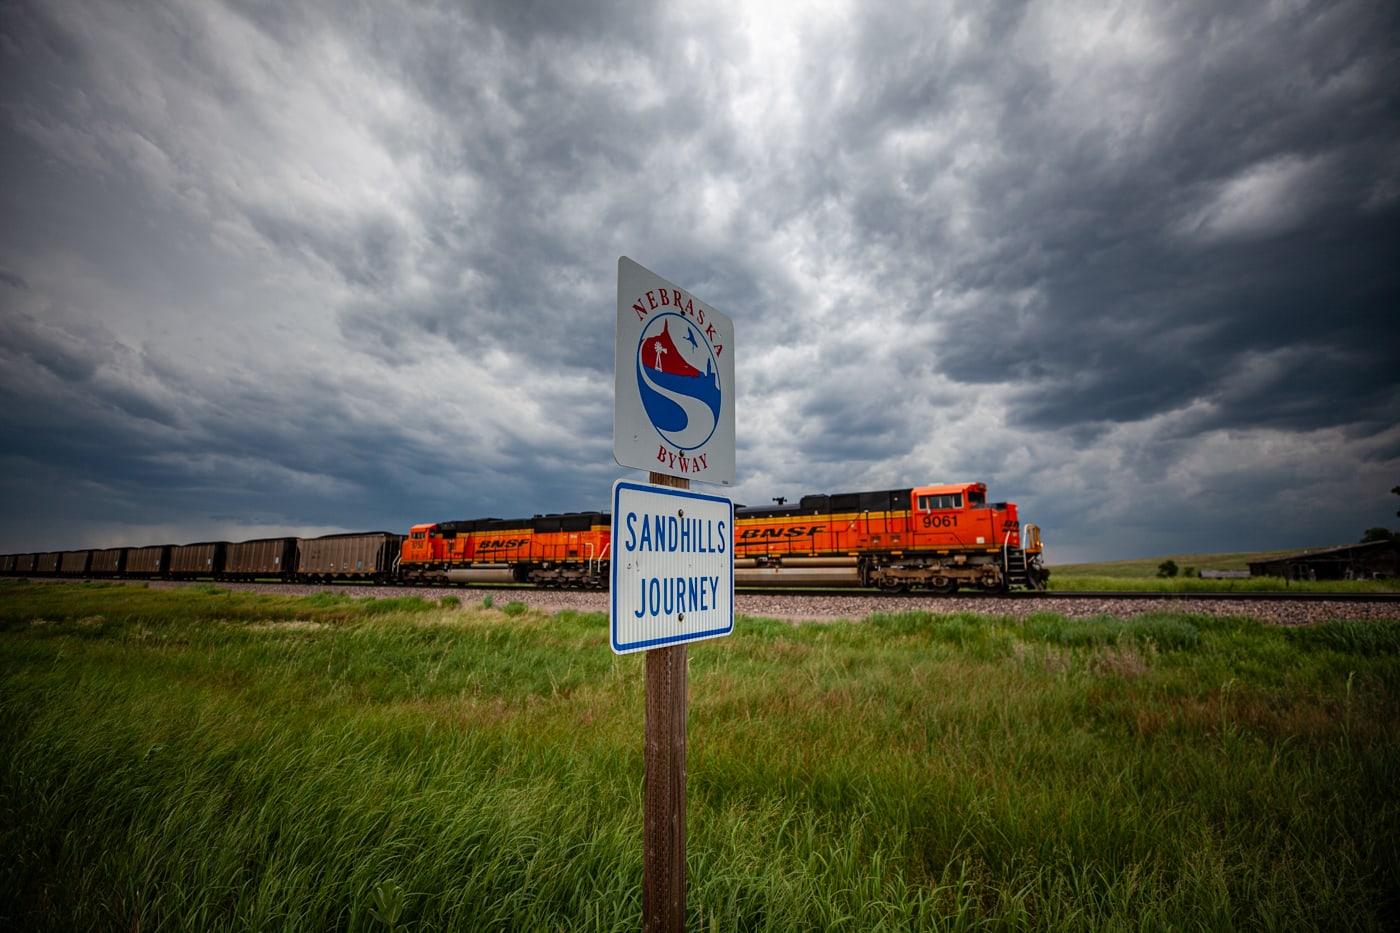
[142,581,1399,625]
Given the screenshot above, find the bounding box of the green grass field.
[2,580,1398,931]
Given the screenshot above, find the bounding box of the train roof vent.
[856,489,909,511]
[830,493,861,511]
[736,504,802,519]
[482,518,532,532]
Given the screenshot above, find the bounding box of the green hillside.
[1048,548,1310,579]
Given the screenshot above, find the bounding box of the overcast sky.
[2,0,1397,564]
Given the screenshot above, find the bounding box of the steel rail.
[731,587,1400,603]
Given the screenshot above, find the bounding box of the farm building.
[1199,569,1251,580]
[1248,540,1399,581]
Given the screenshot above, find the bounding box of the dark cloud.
[1,0,1397,560]
[839,1,1400,442]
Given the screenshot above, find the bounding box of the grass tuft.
[359,595,436,615]
[1285,618,1400,656]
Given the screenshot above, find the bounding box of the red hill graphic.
[643,320,703,377]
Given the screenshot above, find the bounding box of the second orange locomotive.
[399,511,611,587]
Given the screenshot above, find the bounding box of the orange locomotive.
[733,481,1044,593]
[396,481,1045,593]
[399,511,612,587]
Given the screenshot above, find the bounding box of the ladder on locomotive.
[1003,546,1032,588]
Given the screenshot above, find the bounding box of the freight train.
[0,480,1046,594]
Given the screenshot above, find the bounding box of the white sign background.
[610,480,734,655]
[614,257,735,486]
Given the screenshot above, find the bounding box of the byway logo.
[636,315,722,451]
[615,257,734,485]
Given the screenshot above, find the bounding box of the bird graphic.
[684,327,700,350]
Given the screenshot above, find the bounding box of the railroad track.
[777,588,1400,603]
[26,576,1399,604]
[105,578,1399,625]
[731,589,1400,624]
[1048,590,1400,603]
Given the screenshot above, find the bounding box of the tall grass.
[2,580,1398,930]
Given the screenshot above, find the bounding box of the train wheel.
[929,576,958,595]
[878,577,907,593]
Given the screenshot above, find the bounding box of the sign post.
[645,471,690,933]
[613,257,735,932]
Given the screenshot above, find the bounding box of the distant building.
[1248,541,1399,581]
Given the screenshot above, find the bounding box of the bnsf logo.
[478,539,529,549]
[739,525,825,539]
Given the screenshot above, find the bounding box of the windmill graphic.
[636,316,720,450]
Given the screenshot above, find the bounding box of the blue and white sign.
[610,480,734,655]
[615,257,735,486]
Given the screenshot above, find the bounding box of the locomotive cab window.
[918,493,963,510]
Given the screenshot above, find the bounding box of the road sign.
[615,257,735,486]
[610,479,734,655]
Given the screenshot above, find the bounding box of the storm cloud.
[2,0,1397,563]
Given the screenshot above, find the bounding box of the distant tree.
[1358,485,1400,543]
[1157,559,1179,578]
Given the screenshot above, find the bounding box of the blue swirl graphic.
[635,316,722,451]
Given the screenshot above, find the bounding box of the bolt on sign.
[614,256,735,487]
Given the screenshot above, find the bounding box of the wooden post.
[644,471,688,933]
